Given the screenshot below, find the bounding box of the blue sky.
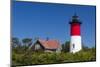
[12,1,96,47]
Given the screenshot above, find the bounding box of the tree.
[12,37,21,48]
[22,38,32,47]
[62,41,70,52]
[82,45,89,51]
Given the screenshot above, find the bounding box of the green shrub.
[12,49,96,66]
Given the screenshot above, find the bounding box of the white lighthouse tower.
[69,14,82,53]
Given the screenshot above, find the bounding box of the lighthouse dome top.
[69,13,82,24]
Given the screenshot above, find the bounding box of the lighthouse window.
[73,44,75,49]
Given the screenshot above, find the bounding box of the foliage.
[62,41,70,52]
[11,37,21,48]
[22,38,32,47]
[12,48,96,66]
[12,37,96,66]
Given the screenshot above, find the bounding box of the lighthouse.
[69,14,82,53]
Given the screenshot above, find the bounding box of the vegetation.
[22,38,32,47]
[62,41,70,52]
[12,37,96,66]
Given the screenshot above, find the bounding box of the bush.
[12,48,96,66]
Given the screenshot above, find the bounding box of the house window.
[35,44,40,50]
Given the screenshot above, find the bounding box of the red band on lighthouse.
[71,23,81,35]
